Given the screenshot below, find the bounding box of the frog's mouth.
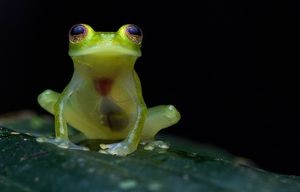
[69,45,141,57]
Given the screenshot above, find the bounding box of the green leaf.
[0,112,299,192]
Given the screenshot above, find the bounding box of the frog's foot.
[99,142,136,156]
[142,140,170,151]
[36,137,89,151]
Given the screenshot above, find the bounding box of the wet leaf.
[0,113,299,192]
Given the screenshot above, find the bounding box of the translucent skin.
[38,24,180,156]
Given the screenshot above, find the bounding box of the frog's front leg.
[100,105,180,155]
[100,72,147,156]
[37,76,89,151]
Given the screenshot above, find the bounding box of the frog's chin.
[69,45,141,57]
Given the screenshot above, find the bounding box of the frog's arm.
[37,72,88,150]
[124,70,147,144]
[101,71,147,156]
[54,72,85,139]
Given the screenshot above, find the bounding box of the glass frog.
[37,24,180,156]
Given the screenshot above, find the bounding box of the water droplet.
[148,182,162,191]
[184,164,191,169]
[10,132,20,135]
[119,179,137,190]
[182,174,190,180]
[87,167,95,173]
[144,145,154,150]
[34,177,39,182]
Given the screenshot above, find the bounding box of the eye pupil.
[125,24,143,44]
[127,25,142,36]
[69,24,87,43]
[70,24,86,36]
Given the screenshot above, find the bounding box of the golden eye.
[69,24,88,43]
[125,24,143,45]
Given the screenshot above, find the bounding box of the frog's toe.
[99,142,136,156]
[143,140,170,151]
[36,137,89,151]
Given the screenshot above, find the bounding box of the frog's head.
[68,24,143,75]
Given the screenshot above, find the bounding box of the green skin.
[38,24,180,156]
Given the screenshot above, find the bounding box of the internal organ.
[94,78,113,96]
[94,78,129,131]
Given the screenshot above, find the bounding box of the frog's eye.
[125,24,143,45]
[69,24,88,43]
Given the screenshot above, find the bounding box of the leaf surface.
[0,113,299,192]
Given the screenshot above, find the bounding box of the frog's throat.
[68,45,141,57]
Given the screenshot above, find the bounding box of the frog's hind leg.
[37,89,60,115]
[141,105,180,150]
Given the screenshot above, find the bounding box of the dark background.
[1,1,299,175]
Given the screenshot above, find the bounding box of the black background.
[1,1,299,175]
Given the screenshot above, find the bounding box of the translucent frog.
[37,24,180,156]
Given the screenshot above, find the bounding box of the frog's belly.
[64,83,137,140]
